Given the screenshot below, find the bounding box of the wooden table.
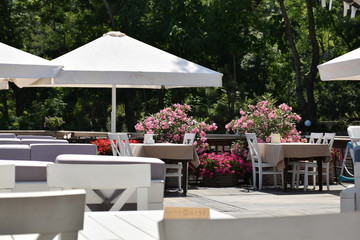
[3,210,233,240]
[258,143,331,191]
[131,143,199,195]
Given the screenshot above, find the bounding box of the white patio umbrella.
[0,42,62,88]
[318,47,360,81]
[26,31,223,132]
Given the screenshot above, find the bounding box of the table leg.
[182,161,188,196]
[317,157,323,192]
[283,158,288,192]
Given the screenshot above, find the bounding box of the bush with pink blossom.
[134,103,217,153]
[225,97,303,142]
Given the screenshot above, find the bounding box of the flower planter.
[200,173,238,187]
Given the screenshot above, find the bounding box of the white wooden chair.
[0,189,86,240]
[158,211,360,240]
[165,133,196,191]
[108,133,133,156]
[293,132,324,190]
[47,163,151,211]
[245,133,283,190]
[0,164,15,192]
[295,132,335,191]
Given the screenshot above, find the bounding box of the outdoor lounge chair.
[0,164,15,192]
[158,211,360,240]
[0,189,86,240]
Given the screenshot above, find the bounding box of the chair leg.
[252,168,257,189]
[291,164,297,189]
[296,166,300,189]
[312,167,316,190]
[178,175,182,191]
[326,163,330,191]
[304,165,308,191]
[258,170,263,190]
[273,169,277,187]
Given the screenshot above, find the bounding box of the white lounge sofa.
[0,143,97,192]
[55,154,165,210]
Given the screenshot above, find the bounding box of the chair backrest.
[0,189,85,239]
[322,133,336,150]
[0,133,16,138]
[348,126,360,147]
[158,211,360,240]
[47,163,151,211]
[108,133,121,156]
[245,133,262,164]
[0,164,15,192]
[309,132,323,144]
[30,143,97,162]
[183,133,196,145]
[108,133,133,156]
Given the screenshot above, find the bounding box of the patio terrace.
[164,183,351,218]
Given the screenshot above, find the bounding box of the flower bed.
[192,152,252,187]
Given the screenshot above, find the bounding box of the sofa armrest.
[55,154,165,181]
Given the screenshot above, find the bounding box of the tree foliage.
[1,0,360,133]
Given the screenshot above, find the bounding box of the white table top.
[3,210,233,240]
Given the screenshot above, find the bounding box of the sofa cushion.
[30,144,97,162]
[0,145,31,160]
[0,160,53,182]
[21,139,69,145]
[17,135,54,139]
[55,154,165,180]
[0,138,21,144]
[0,133,16,138]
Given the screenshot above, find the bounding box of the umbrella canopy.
[27,31,223,132]
[318,47,360,81]
[32,31,222,88]
[0,42,62,88]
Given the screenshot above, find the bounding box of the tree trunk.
[278,0,306,114]
[304,0,320,124]
[124,89,136,132]
[102,0,117,30]
[0,91,10,126]
[157,87,165,111]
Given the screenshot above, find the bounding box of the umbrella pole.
[111,85,116,133]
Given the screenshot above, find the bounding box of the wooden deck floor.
[164,183,351,218]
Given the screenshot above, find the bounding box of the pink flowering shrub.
[134,104,217,153]
[226,97,303,142]
[197,152,252,178]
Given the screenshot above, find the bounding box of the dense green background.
[1,0,360,134]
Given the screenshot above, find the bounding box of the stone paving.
[163,183,351,218]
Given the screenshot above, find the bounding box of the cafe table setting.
[257,142,331,191]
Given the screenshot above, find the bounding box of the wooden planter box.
[200,173,238,187]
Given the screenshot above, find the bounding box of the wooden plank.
[79,215,119,240]
[117,213,160,239]
[88,213,156,240]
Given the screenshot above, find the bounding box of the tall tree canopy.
[0,0,360,133]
